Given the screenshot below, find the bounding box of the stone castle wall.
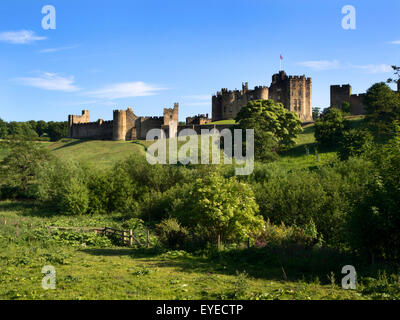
[68,103,179,141]
[212,72,312,123]
[330,84,367,115]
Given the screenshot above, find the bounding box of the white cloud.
[352,64,392,74]
[39,45,79,53]
[0,30,46,44]
[297,60,340,71]
[15,72,80,92]
[389,40,400,45]
[86,82,166,99]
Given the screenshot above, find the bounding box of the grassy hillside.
[44,139,147,169]
[0,116,365,171]
[0,201,365,300]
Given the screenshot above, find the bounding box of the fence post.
[217,234,221,251]
[129,229,133,247]
[123,231,127,245]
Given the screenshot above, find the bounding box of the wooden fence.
[48,225,150,248]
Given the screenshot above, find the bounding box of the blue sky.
[0,0,399,122]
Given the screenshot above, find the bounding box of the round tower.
[113,110,127,141]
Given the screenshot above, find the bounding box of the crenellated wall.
[330,84,367,115]
[68,104,179,141]
[70,119,113,139]
[211,72,312,123]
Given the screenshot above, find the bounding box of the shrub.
[338,129,374,160]
[156,218,190,249]
[255,219,320,247]
[36,160,90,215]
[348,128,400,260]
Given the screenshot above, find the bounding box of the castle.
[68,69,393,141]
[212,71,313,123]
[330,82,400,114]
[330,85,366,114]
[68,103,179,141]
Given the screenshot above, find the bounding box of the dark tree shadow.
[80,245,378,284]
[51,139,89,151]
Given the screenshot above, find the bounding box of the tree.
[387,65,400,88]
[0,141,54,198]
[341,101,351,114]
[235,99,303,160]
[312,107,321,121]
[338,129,373,161]
[364,82,400,135]
[169,172,264,245]
[0,118,7,139]
[348,124,400,260]
[47,121,68,141]
[36,120,48,137]
[314,108,347,148]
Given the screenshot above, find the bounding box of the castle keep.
[68,103,179,141]
[212,71,313,123]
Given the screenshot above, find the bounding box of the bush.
[36,160,90,215]
[255,219,321,247]
[252,158,375,247]
[338,129,373,160]
[156,218,189,249]
[348,128,400,260]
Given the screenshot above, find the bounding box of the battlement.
[73,120,113,127]
[140,116,164,121]
[350,93,366,98]
[331,84,351,89]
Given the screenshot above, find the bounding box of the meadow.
[1,116,399,300]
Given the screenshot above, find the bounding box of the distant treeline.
[0,118,68,141]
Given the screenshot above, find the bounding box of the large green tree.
[314,107,347,148]
[0,141,54,198]
[364,82,400,134]
[235,99,302,160]
[169,172,264,245]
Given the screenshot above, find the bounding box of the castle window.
[229,106,233,112]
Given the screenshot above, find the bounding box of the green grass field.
[0,201,366,300]
[2,116,385,300]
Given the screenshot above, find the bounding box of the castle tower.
[330,85,352,109]
[68,110,90,138]
[113,110,127,141]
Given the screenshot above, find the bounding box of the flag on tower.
[280,54,283,60]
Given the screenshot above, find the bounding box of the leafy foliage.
[314,108,347,148]
[169,172,264,245]
[236,99,303,160]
